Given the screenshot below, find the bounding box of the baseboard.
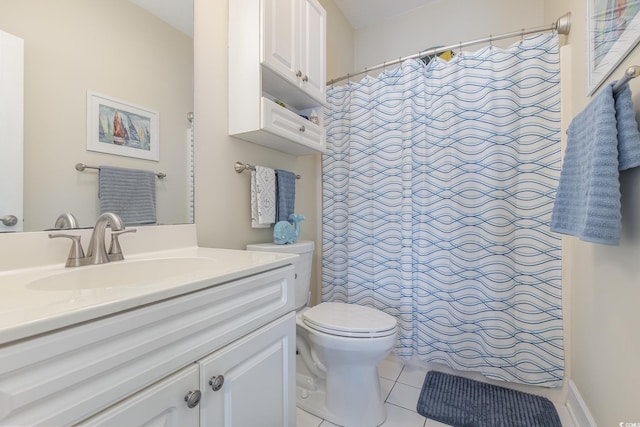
[566,380,597,427]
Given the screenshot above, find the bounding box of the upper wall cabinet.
[262,0,326,104]
[229,0,327,155]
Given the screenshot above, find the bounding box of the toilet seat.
[302,302,396,338]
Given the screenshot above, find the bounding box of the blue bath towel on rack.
[550,82,640,245]
[99,165,157,225]
[275,169,296,222]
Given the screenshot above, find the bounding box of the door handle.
[1,215,18,226]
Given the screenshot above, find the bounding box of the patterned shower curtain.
[322,34,563,387]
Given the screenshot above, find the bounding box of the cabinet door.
[199,313,296,427]
[299,0,326,103]
[76,365,200,427]
[0,31,24,232]
[262,0,299,85]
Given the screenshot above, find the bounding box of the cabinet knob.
[209,375,225,392]
[299,125,306,132]
[184,390,202,408]
[302,74,309,82]
[296,70,302,78]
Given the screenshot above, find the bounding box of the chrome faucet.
[49,212,136,267]
[85,212,125,264]
[54,212,79,229]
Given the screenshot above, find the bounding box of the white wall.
[0,0,193,230]
[545,1,640,425]
[321,0,355,81]
[351,0,545,74]
[193,0,353,304]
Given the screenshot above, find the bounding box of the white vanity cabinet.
[199,313,295,426]
[229,0,326,155]
[0,265,295,427]
[78,314,295,427]
[76,365,200,427]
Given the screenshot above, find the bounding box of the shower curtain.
[322,34,563,386]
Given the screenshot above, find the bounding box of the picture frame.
[587,0,640,95]
[86,91,159,161]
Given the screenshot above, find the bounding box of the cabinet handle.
[302,74,309,82]
[184,390,202,408]
[209,375,225,392]
[296,70,302,78]
[299,125,306,132]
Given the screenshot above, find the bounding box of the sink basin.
[27,257,220,291]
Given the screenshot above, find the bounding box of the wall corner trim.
[566,380,597,427]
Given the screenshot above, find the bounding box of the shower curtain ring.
[489,34,493,50]
[459,41,462,56]
[520,29,525,45]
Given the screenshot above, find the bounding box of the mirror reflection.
[0,0,194,232]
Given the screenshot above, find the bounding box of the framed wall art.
[86,91,159,161]
[587,0,640,94]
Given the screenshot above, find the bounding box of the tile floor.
[296,355,576,427]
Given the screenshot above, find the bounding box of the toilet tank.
[246,240,315,310]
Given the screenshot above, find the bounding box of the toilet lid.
[302,302,397,338]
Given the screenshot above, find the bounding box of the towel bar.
[234,162,301,179]
[612,65,640,93]
[75,163,166,179]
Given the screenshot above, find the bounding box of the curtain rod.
[327,12,572,86]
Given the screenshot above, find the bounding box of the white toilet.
[246,241,397,427]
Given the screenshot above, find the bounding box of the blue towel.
[550,82,640,245]
[99,166,157,225]
[614,84,640,170]
[275,169,296,222]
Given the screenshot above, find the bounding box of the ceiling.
[333,0,437,29]
[128,0,193,37]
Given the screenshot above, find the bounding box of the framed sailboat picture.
[86,91,159,161]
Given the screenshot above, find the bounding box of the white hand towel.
[251,166,276,228]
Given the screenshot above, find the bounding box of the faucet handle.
[49,233,85,267]
[108,228,137,261]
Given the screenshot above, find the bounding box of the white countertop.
[0,244,296,345]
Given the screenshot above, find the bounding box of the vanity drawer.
[261,97,325,153]
[0,265,294,426]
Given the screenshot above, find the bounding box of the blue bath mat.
[416,371,562,427]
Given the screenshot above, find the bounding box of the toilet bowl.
[297,302,397,426]
[246,241,398,427]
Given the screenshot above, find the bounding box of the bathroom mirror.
[0,0,194,231]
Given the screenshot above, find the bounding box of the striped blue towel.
[550,82,640,245]
[275,169,296,222]
[99,166,157,225]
